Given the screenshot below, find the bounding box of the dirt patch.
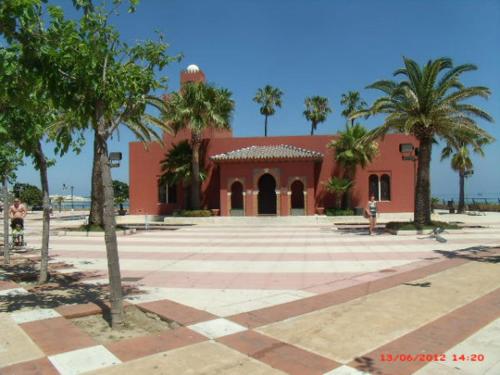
[72,305,180,343]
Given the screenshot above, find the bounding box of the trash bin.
[354,207,364,216]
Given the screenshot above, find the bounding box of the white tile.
[160,288,314,317]
[188,318,247,339]
[0,288,29,296]
[10,308,61,324]
[324,365,371,375]
[48,345,121,375]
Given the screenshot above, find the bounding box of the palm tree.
[325,177,352,209]
[160,140,207,208]
[340,91,367,127]
[303,96,332,135]
[329,124,378,208]
[253,85,283,136]
[163,82,234,209]
[54,196,65,212]
[441,130,493,213]
[351,57,493,226]
[88,95,166,227]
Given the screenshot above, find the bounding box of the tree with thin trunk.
[340,91,367,128]
[163,82,234,210]
[0,41,77,282]
[303,96,331,135]
[113,180,128,213]
[441,130,493,213]
[253,85,283,136]
[48,4,175,327]
[88,95,165,226]
[0,142,23,266]
[328,124,378,208]
[1,0,177,327]
[54,196,65,213]
[351,57,494,226]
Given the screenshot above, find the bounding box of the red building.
[129,65,417,216]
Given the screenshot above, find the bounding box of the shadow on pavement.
[433,245,500,264]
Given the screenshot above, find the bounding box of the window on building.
[158,181,177,204]
[158,181,166,203]
[380,174,391,201]
[369,174,379,200]
[168,184,177,204]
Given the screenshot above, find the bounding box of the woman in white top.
[365,194,377,235]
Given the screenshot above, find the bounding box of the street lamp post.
[62,184,74,210]
[399,143,419,188]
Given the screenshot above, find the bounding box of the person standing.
[365,194,378,235]
[9,198,27,229]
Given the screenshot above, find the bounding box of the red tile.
[20,317,95,355]
[55,302,102,319]
[0,357,59,375]
[137,299,217,325]
[349,287,500,375]
[228,257,469,328]
[218,330,339,375]
[105,327,207,362]
[55,300,131,319]
[0,280,20,291]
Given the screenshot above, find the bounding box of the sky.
[11,0,500,200]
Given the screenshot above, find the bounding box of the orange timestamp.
[380,353,485,362]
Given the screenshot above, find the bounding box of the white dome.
[186,64,200,73]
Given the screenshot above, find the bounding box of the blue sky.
[12,0,500,199]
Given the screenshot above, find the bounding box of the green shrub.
[174,210,212,217]
[326,208,355,216]
[385,221,460,231]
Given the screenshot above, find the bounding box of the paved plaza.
[1,212,500,374]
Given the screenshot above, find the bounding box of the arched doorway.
[230,181,244,216]
[290,180,305,215]
[258,173,277,215]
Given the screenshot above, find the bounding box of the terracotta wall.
[218,160,316,216]
[129,132,417,215]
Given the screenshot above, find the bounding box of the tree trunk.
[95,119,124,328]
[342,167,355,210]
[36,142,50,284]
[458,170,465,214]
[190,137,201,210]
[310,122,314,136]
[89,129,104,227]
[336,194,341,209]
[3,175,10,265]
[264,115,268,137]
[414,137,433,226]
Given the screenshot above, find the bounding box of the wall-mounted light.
[399,143,414,153]
[109,152,122,168]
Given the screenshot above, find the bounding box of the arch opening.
[369,174,379,200]
[290,180,305,215]
[230,181,244,216]
[258,173,277,215]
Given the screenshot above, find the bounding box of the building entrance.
[258,173,277,215]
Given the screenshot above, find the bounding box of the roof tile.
[211,144,323,162]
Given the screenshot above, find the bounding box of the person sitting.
[9,198,26,231]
